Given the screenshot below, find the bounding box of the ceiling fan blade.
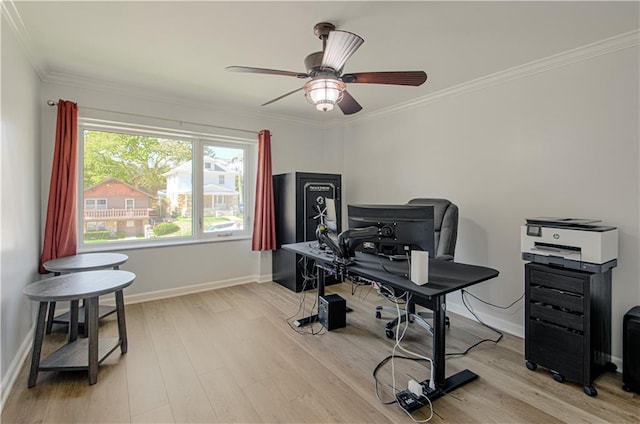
[337,90,363,115]
[321,30,364,71]
[261,87,305,106]
[341,71,427,86]
[226,66,308,79]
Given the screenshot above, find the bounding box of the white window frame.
[125,198,135,209]
[77,117,256,252]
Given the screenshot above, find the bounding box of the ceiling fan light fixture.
[304,78,346,112]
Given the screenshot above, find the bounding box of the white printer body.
[521,217,618,272]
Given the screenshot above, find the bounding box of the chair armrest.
[436,254,454,261]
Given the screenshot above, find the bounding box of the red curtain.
[39,100,79,273]
[252,129,276,251]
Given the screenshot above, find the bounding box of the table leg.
[45,301,56,334]
[87,297,99,385]
[82,299,89,337]
[28,302,48,388]
[69,300,79,342]
[45,272,62,334]
[115,290,128,353]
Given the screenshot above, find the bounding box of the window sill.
[78,234,252,253]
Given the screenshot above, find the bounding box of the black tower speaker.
[272,172,341,292]
[623,305,640,393]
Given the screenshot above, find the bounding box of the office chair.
[375,198,459,338]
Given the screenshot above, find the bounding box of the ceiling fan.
[226,22,427,115]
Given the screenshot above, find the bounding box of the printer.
[521,217,618,273]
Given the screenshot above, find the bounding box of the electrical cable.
[445,290,503,357]
[461,289,524,309]
[371,285,434,421]
[284,256,325,336]
[376,254,408,279]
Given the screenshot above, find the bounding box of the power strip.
[395,390,428,412]
[396,378,439,413]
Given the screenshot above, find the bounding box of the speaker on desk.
[623,305,640,393]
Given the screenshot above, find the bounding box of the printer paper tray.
[522,253,617,273]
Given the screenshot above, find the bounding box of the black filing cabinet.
[524,262,615,396]
[272,172,341,292]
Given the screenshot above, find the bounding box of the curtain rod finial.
[47,100,57,106]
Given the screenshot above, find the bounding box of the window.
[85,198,107,210]
[86,221,106,232]
[78,118,255,248]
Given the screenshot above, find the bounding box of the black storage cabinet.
[623,306,640,393]
[524,262,615,396]
[272,172,341,292]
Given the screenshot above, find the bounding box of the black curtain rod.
[46,100,260,135]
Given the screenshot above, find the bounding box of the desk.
[23,270,135,386]
[43,253,128,333]
[282,242,499,401]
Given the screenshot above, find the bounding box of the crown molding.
[42,71,327,130]
[1,0,46,80]
[345,29,640,126]
[7,0,638,130]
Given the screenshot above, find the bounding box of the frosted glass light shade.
[304,78,346,112]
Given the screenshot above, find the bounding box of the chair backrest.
[406,198,458,260]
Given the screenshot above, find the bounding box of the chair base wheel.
[583,385,597,396]
[385,329,394,339]
[552,372,565,383]
[525,361,537,371]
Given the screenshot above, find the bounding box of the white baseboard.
[1,326,34,413]
[103,274,271,306]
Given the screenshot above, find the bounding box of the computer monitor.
[346,204,435,259]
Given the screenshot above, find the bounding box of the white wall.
[1,17,42,400]
[40,82,339,299]
[342,45,640,362]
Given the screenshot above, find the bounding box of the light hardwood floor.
[3,281,638,423]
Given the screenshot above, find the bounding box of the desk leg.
[427,295,478,400]
[87,297,99,385]
[28,302,48,388]
[432,296,446,387]
[115,290,128,353]
[294,262,326,327]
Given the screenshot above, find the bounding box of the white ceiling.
[8,1,640,123]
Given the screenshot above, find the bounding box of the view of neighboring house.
[164,156,241,218]
[83,177,156,238]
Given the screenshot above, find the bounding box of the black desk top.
[282,242,499,300]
